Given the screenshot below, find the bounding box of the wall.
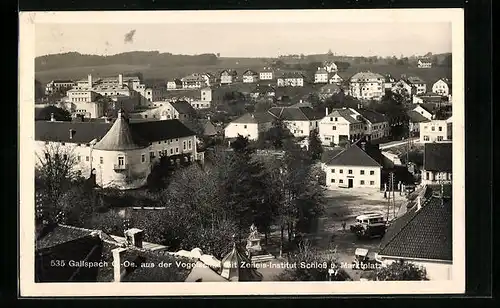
[315,73,328,83]
[201,89,212,102]
[284,120,313,137]
[319,116,363,145]
[224,122,260,140]
[350,80,384,101]
[259,72,273,80]
[413,105,433,120]
[324,165,382,189]
[419,121,451,143]
[421,170,452,185]
[432,80,449,96]
[381,258,452,281]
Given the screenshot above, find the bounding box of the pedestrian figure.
[342,221,347,231]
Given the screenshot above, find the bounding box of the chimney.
[69,129,75,140]
[112,247,128,282]
[118,74,123,85]
[88,74,93,87]
[325,107,329,116]
[124,228,144,248]
[50,113,55,122]
[416,196,422,211]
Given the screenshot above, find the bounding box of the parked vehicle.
[352,248,382,270]
[350,212,387,239]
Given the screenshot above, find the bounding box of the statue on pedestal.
[246,224,262,255]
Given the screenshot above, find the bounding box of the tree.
[35,79,44,100]
[307,129,323,161]
[375,260,428,281]
[35,105,71,121]
[276,241,350,281]
[35,144,84,222]
[266,116,292,150]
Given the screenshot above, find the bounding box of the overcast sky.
[35,22,451,58]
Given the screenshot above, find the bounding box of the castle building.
[35,110,201,190]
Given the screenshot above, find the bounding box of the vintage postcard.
[19,9,465,296]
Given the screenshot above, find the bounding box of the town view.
[34,23,453,283]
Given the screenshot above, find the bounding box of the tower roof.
[93,110,147,151]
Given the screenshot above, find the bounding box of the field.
[35,58,451,90]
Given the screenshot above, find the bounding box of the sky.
[35,22,451,58]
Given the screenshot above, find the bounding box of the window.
[360,180,365,185]
[424,136,430,141]
[158,142,161,145]
[188,140,192,149]
[176,148,179,153]
[141,154,146,163]
[348,169,353,174]
[170,148,173,154]
[370,181,375,185]
[332,126,336,130]
[431,126,435,131]
[118,156,124,166]
[437,136,444,141]
[438,126,443,131]
[175,138,178,141]
[339,169,343,174]
[331,169,335,173]
[99,157,103,164]
[150,151,155,159]
[360,170,365,175]
[334,117,338,121]
[77,156,81,162]
[370,170,375,175]
[339,179,344,184]
[331,179,335,183]
[44,153,50,159]
[61,143,65,146]
[86,156,89,162]
[183,141,186,150]
[244,125,247,129]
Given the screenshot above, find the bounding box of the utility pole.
[392,173,396,218]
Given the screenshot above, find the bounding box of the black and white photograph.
[19,9,465,296]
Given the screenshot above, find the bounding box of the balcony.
[113,164,128,171]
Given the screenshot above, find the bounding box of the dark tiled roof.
[252,84,276,94]
[324,143,382,167]
[355,108,387,124]
[326,109,361,124]
[320,147,344,163]
[378,196,452,261]
[407,110,431,123]
[278,71,305,79]
[52,80,74,84]
[35,119,196,144]
[405,76,426,84]
[94,113,147,151]
[417,103,438,114]
[268,107,323,121]
[243,70,258,76]
[36,224,96,251]
[170,101,197,114]
[423,142,452,172]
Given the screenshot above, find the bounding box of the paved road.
[379,138,419,150]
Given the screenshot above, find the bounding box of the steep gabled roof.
[407,110,431,123]
[231,112,275,124]
[268,106,323,121]
[326,109,362,124]
[354,108,387,124]
[423,142,452,172]
[243,70,258,76]
[378,196,452,261]
[170,101,197,114]
[324,143,382,167]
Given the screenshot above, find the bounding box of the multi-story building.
[383,74,396,91]
[224,112,275,141]
[314,68,329,84]
[259,67,274,80]
[44,80,75,95]
[181,74,206,89]
[267,106,323,138]
[347,107,390,141]
[144,84,167,103]
[167,79,183,90]
[349,71,385,101]
[417,58,433,68]
[432,78,452,97]
[220,70,236,85]
[419,117,452,143]
[329,73,344,85]
[318,108,364,146]
[242,70,259,83]
[35,110,200,190]
[276,72,305,87]
[130,101,197,125]
[405,76,427,95]
[323,61,338,73]
[322,141,382,190]
[421,142,452,185]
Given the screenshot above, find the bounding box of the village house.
[181,74,206,89]
[35,110,200,190]
[250,84,276,99]
[318,108,364,146]
[35,224,262,282]
[224,112,275,141]
[220,70,236,85]
[314,68,329,84]
[417,57,433,68]
[406,109,431,136]
[167,79,183,90]
[267,106,323,138]
[377,194,452,280]
[259,67,275,80]
[405,76,427,95]
[432,78,452,97]
[200,72,216,87]
[348,107,390,141]
[412,92,450,106]
[45,80,75,95]
[412,104,435,120]
[144,83,167,103]
[348,71,385,101]
[419,117,452,143]
[189,87,213,109]
[242,70,259,83]
[329,73,344,85]
[383,74,396,91]
[321,140,382,190]
[276,71,305,87]
[130,100,197,124]
[421,142,452,185]
[392,78,413,97]
[323,61,338,73]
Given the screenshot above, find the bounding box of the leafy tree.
[35,79,44,100]
[35,144,84,222]
[307,129,323,161]
[375,260,429,281]
[266,116,293,150]
[35,105,71,121]
[56,185,100,226]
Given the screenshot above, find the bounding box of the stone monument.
[246,224,263,254]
